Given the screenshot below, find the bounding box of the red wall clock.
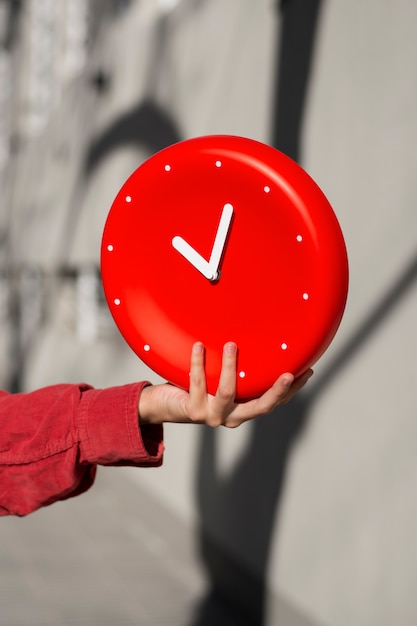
[101,135,348,399]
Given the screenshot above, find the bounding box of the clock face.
[101,135,348,399]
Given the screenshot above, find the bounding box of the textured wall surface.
[1,1,416,625]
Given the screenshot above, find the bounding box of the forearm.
[0,382,164,516]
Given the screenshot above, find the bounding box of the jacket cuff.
[78,382,164,467]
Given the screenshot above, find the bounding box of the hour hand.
[172,236,218,280]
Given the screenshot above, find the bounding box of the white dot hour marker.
[144,344,151,352]
[164,164,171,171]
[239,371,246,378]
[296,235,303,242]
[215,160,222,167]
[264,186,270,193]
[281,342,288,350]
[125,195,132,203]
[107,244,114,252]
[303,293,309,300]
[114,298,121,306]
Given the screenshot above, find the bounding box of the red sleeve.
[0,382,164,516]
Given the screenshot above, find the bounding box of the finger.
[204,342,238,427]
[282,368,314,402]
[233,374,294,421]
[259,368,313,410]
[188,342,207,407]
[215,342,238,406]
[230,369,313,424]
[258,369,313,410]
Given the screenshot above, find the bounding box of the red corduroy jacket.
[0,382,164,516]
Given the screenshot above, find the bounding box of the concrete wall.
[1,1,417,624]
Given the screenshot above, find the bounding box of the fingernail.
[225,342,237,355]
[282,374,294,387]
[193,342,204,354]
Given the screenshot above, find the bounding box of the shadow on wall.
[5,5,184,393]
[61,6,184,267]
[191,246,417,626]
[190,2,324,625]
[56,2,184,284]
[84,6,183,174]
[190,2,417,626]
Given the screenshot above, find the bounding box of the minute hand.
[172,203,233,281]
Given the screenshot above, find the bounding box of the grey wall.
[1,1,416,625]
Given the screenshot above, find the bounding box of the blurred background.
[1,0,417,625]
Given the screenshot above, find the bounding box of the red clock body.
[101,135,348,399]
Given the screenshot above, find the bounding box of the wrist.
[138,384,156,425]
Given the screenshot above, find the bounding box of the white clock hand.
[172,236,216,280]
[208,203,234,272]
[172,203,234,281]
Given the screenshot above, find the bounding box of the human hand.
[138,342,313,429]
